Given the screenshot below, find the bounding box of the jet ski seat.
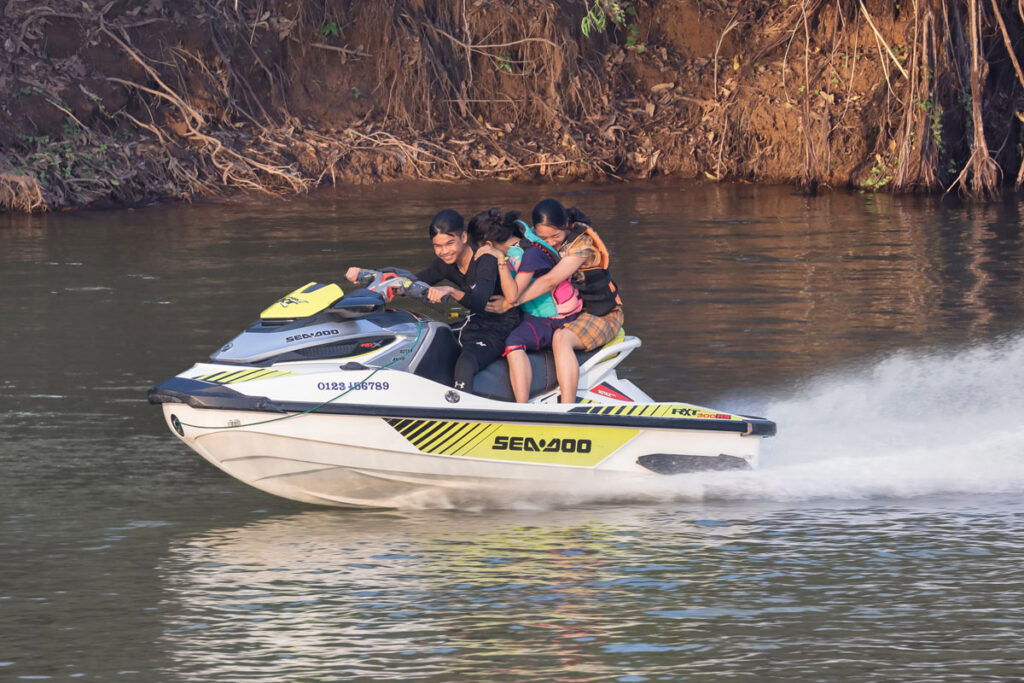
[471,352,558,402]
[471,329,627,402]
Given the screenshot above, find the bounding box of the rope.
[177,317,423,431]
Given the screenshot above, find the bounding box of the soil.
[1,0,1021,211]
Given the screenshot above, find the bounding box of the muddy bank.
[2,0,1023,212]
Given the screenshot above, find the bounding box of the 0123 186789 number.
[316,381,390,392]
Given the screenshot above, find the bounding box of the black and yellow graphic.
[385,418,638,466]
[260,282,343,320]
[195,368,293,384]
[569,404,741,421]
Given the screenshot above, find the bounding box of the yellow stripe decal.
[265,370,289,381]
[395,419,419,436]
[227,368,273,383]
[434,423,476,453]
[568,403,743,421]
[456,424,501,456]
[404,420,436,443]
[412,420,448,446]
[446,423,487,455]
[444,423,483,456]
[245,369,277,382]
[194,368,295,384]
[201,371,233,382]
[216,369,252,383]
[420,422,462,451]
[385,419,638,466]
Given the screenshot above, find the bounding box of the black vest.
[564,223,621,316]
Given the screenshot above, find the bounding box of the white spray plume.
[739,333,1024,501]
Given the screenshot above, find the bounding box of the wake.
[713,333,1024,502]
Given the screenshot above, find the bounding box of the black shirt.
[416,258,471,293]
[416,254,518,324]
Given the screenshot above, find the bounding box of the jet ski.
[149,269,776,508]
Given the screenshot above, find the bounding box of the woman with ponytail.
[487,198,624,403]
[472,208,582,403]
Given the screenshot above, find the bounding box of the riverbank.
[2,0,1023,211]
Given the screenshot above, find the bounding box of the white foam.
[738,334,1024,501]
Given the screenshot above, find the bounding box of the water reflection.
[156,508,746,681]
[153,499,1024,682]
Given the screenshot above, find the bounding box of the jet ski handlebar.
[353,268,452,303]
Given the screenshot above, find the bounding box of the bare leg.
[506,349,532,403]
[552,328,584,403]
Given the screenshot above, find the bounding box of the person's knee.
[454,347,493,388]
[553,328,581,352]
[506,348,527,365]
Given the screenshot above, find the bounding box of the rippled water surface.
[2,181,1024,681]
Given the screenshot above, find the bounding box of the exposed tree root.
[2,0,1024,212]
[0,171,45,213]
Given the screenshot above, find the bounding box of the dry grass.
[2,0,1024,211]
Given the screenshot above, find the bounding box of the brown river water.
[2,180,1024,681]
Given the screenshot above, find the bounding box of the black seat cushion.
[471,352,558,402]
[471,349,597,402]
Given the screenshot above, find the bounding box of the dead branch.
[858,1,909,80]
[309,42,371,57]
[990,0,1024,90]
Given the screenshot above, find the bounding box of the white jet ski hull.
[159,397,764,508]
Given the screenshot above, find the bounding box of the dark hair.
[531,198,590,230]
[468,207,524,246]
[427,209,465,237]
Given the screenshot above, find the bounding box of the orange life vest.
[562,223,622,316]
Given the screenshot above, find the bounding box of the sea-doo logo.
[285,329,341,343]
[492,436,592,453]
[278,296,308,307]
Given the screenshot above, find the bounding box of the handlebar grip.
[403,279,453,303]
[403,280,429,298]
